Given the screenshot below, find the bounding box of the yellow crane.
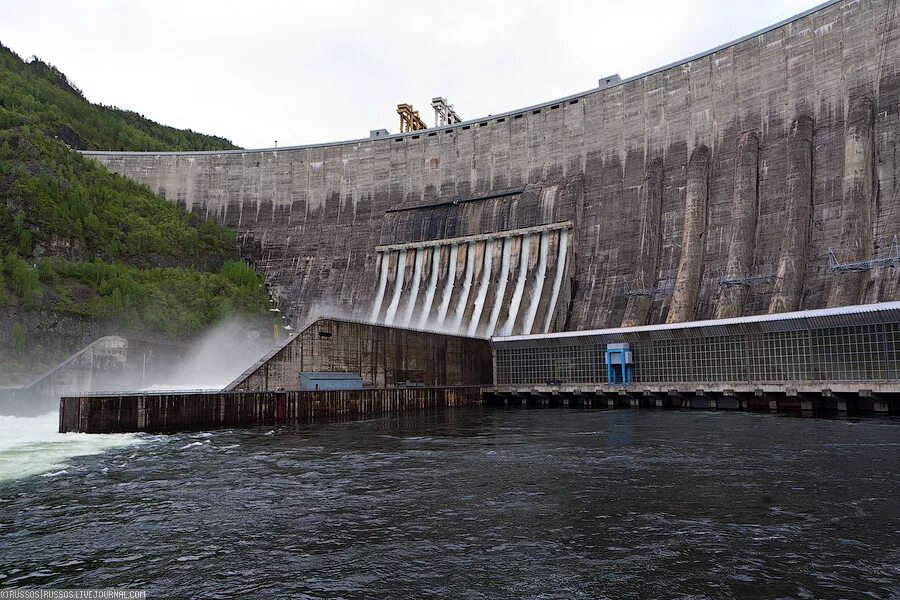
[397,103,428,133]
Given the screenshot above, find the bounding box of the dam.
[57,0,900,432]
[83,0,900,335]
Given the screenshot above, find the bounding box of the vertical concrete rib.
[512,234,540,334]
[446,243,472,331]
[484,237,513,337]
[667,145,710,323]
[716,131,760,319]
[828,97,876,307]
[769,116,814,313]
[521,231,550,334]
[417,246,441,328]
[501,234,531,336]
[370,252,390,322]
[621,158,664,327]
[532,230,560,334]
[400,248,425,326]
[542,229,569,333]
[467,241,494,336]
[384,249,407,325]
[435,244,459,326]
[458,240,485,333]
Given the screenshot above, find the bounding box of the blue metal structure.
[299,372,364,391]
[605,343,633,384]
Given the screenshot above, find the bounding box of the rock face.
[84,0,900,333]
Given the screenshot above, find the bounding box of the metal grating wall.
[495,317,900,386]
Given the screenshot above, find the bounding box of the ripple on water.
[0,410,898,598]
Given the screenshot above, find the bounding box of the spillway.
[467,242,495,337]
[383,249,407,325]
[371,225,571,337]
[417,247,441,329]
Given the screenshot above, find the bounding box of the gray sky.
[0,0,821,149]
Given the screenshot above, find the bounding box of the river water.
[0,408,897,598]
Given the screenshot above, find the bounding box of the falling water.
[400,248,425,326]
[543,229,569,333]
[485,238,512,337]
[384,250,407,325]
[370,253,390,322]
[500,234,531,336]
[449,243,477,333]
[435,244,459,326]
[521,232,550,334]
[467,242,495,337]
[417,247,441,329]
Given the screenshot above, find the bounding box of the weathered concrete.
[770,116,815,313]
[84,0,900,331]
[226,318,493,392]
[829,96,877,306]
[621,158,664,327]
[717,132,759,318]
[668,145,710,323]
[59,387,483,433]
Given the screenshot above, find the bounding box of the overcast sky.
[0,0,822,149]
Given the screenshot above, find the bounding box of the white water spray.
[401,248,425,326]
[384,250,407,325]
[450,243,477,333]
[500,234,531,336]
[435,244,459,326]
[0,412,143,482]
[417,246,441,329]
[370,253,390,322]
[543,229,569,333]
[521,232,550,334]
[485,238,512,337]
[467,242,494,337]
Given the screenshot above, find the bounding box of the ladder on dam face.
[622,277,673,298]
[827,235,900,273]
[718,270,776,287]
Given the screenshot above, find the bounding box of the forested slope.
[0,43,270,384]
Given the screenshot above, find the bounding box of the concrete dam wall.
[86,0,900,333]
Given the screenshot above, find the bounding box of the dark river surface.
[0,408,898,599]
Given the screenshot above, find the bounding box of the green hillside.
[0,43,270,384]
[0,43,238,152]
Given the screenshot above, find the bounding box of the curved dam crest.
[85,0,900,333]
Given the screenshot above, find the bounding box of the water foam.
[400,248,425,327]
[0,412,142,483]
[467,242,495,336]
[435,244,459,326]
[485,238,512,337]
[500,234,531,336]
[543,229,569,333]
[449,243,477,333]
[521,231,550,334]
[370,253,390,321]
[384,249,407,325]
[417,247,441,329]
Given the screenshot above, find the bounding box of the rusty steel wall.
[59,387,484,433]
[85,0,900,331]
[226,318,493,392]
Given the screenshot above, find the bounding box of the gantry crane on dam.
[397,97,462,132]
